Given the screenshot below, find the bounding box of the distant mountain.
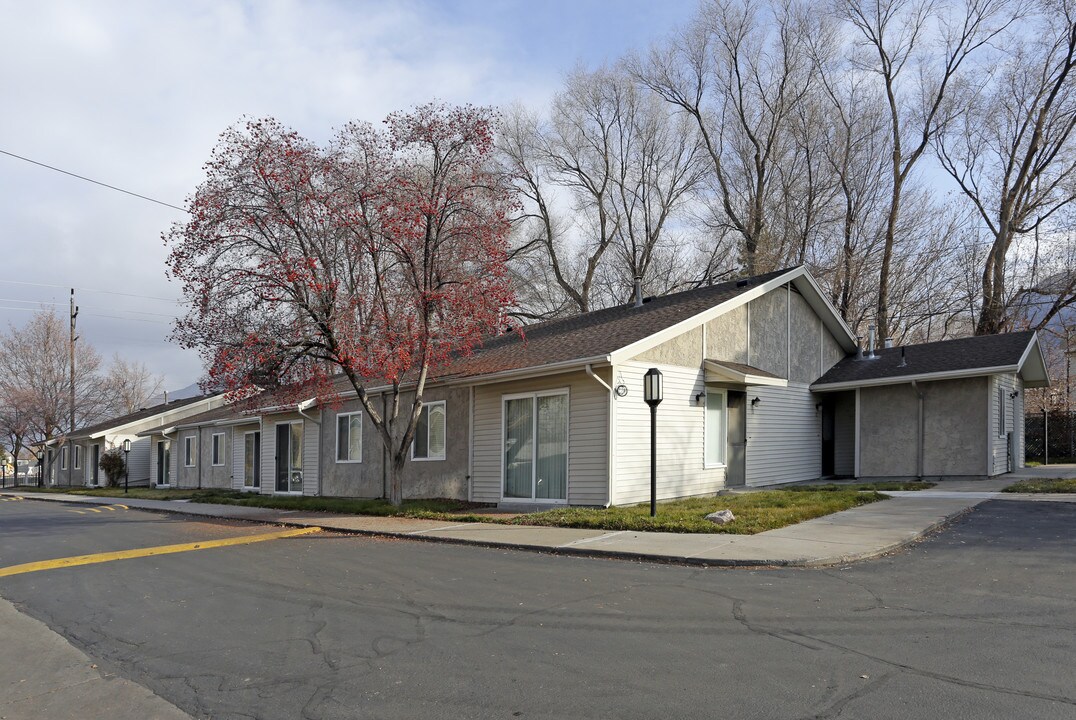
[146,382,204,406]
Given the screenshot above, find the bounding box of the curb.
[1,491,980,569]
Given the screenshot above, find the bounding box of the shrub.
[99,447,126,487]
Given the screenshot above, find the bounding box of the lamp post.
[643,368,663,518]
[122,439,131,494]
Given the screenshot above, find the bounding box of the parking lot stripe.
[0,526,322,578]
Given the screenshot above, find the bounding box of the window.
[211,433,225,466]
[503,391,568,500]
[705,388,728,467]
[60,446,68,470]
[336,412,363,463]
[998,386,1006,437]
[184,435,197,467]
[412,401,446,461]
[74,445,82,470]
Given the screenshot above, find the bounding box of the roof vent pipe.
[855,336,863,360]
[867,325,876,358]
[163,390,168,405]
[633,276,643,308]
[884,337,894,349]
[899,347,907,367]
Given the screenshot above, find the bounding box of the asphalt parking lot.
[1,497,1073,720]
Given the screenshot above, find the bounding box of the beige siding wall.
[989,373,1018,475]
[859,385,919,477]
[822,328,846,373]
[260,412,321,495]
[1015,376,1025,468]
[614,362,726,504]
[745,384,822,486]
[230,422,261,490]
[320,385,470,500]
[472,369,609,506]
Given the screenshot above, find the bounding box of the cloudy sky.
[0,0,696,391]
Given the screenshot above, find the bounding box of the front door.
[726,391,747,487]
[821,401,836,476]
[503,392,568,501]
[156,440,170,487]
[244,431,261,489]
[275,423,303,493]
[90,444,100,485]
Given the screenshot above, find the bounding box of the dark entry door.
[726,391,747,486]
[821,401,836,476]
[276,423,291,493]
[90,444,100,485]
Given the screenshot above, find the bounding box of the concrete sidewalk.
[0,597,191,720]
[2,484,1036,568]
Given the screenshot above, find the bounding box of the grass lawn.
[1002,478,1076,493]
[191,488,884,534]
[1025,458,1076,467]
[12,485,887,535]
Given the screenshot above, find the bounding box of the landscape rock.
[705,509,736,525]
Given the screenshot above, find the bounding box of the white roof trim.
[608,267,858,366]
[81,394,227,439]
[811,364,1020,392]
[1015,332,1051,388]
[704,361,788,387]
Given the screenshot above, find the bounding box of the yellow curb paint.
[84,508,102,513]
[101,506,116,511]
[115,505,129,510]
[0,526,321,578]
[65,510,87,515]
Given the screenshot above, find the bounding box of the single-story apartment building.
[42,394,227,487]
[127,266,1048,506]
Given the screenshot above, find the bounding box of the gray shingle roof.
[432,267,796,380]
[71,394,216,439]
[812,331,1036,388]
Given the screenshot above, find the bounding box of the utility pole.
[69,288,78,487]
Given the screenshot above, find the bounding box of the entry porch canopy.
[703,360,788,387]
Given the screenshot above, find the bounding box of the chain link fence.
[1025,411,1076,464]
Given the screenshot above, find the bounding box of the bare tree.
[840,0,1020,339]
[501,66,706,316]
[632,0,818,275]
[104,355,165,416]
[0,310,105,481]
[936,0,1076,334]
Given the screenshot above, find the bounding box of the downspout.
[296,400,320,496]
[381,392,389,500]
[910,380,924,480]
[586,363,615,507]
[467,385,474,503]
[197,428,203,490]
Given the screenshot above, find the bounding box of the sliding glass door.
[503,391,568,501]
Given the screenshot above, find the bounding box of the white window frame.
[411,401,447,462]
[60,446,68,470]
[184,435,197,467]
[704,387,728,469]
[211,432,225,466]
[499,388,570,503]
[73,444,82,470]
[335,411,363,463]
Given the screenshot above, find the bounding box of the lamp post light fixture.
[643,368,663,517]
[122,439,131,494]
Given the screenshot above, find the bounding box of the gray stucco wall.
[859,384,919,477]
[858,378,989,478]
[789,289,822,383]
[320,384,470,500]
[705,304,748,363]
[924,377,988,476]
[634,325,703,367]
[747,287,788,378]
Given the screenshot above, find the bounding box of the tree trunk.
[388,452,406,507]
[877,175,902,340]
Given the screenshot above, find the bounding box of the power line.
[0,279,187,304]
[0,297,179,320]
[0,148,189,213]
[0,304,173,325]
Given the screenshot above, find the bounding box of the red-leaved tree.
[166,104,517,504]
